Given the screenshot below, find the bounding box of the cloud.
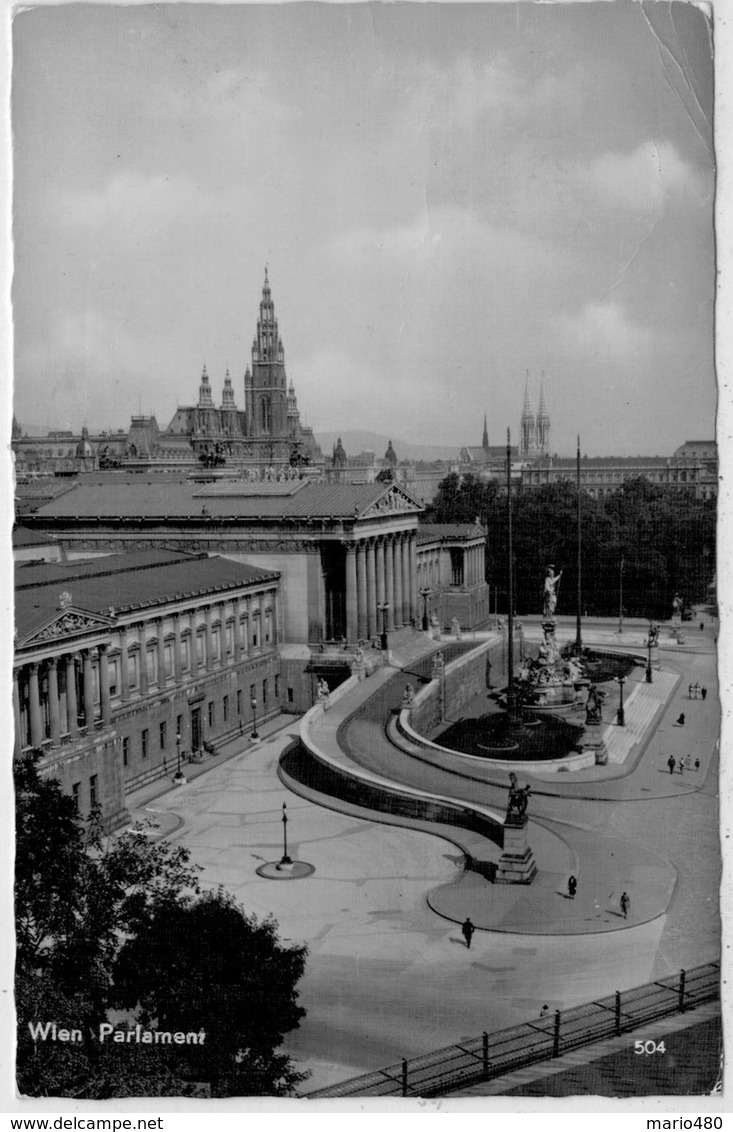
[583,141,708,211]
[49,171,211,229]
[554,300,659,361]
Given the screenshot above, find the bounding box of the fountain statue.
[512,564,586,711]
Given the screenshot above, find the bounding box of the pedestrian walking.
[567,875,577,900]
[677,713,685,726]
[461,918,475,950]
[702,687,708,701]
[688,683,694,699]
[700,621,705,631]
[620,892,630,919]
[694,683,701,699]
[695,757,701,772]
[679,758,685,774]
[667,754,676,774]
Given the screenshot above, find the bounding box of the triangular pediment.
[360,483,423,519]
[19,607,117,648]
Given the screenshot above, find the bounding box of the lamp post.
[646,623,654,684]
[176,731,182,776]
[419,587,431,631]
[378,602,390,652]
[251,695,259,740]
[616,675,626,726]
[618,556,624,634]
[278,801,292,867]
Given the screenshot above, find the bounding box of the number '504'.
[635,1040,665,1054]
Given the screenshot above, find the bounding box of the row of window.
[119,678,280,768]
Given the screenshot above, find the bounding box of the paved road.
[128,619,720,1093]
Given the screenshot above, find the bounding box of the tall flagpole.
[575,435,583,652]
[506,428,515,713]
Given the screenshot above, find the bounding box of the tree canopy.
[425,474,716,620]
[16,755,308,1098]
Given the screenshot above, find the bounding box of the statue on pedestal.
[585,683,603,725]
[543,565,562,619]
[506,771,531,818]
[402,682,415,708]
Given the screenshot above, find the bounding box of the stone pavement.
[118,615,719,1091]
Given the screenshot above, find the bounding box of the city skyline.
[11,3,716,458]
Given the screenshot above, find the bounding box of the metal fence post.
[483,1031,489,1080]
[679,968,686,1014]
[615,990,621,1036]
[553,1009,561,1057]
[402,1058,408,1096]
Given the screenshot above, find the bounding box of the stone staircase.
[603,670,679,764]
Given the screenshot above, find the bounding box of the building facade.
[416,524,490,630]
[520,447,718,500]
[12,271,323,478]
[14,551,281,829]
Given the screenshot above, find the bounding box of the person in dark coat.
[667,754,676,774]
[702,687,708,701]
[567,875,577,899]
[461,918,475,949]
[620,892,630,919]
[695,757,701,772]
[677,713,685,726]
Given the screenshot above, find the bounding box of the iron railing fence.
[304,961,719,1099]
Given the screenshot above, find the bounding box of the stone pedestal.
[650,645,660,669]
[580,719,608,764]
[495,814,538,885]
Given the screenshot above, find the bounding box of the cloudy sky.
[11,2,716,456]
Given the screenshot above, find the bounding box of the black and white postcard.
[6,1,725,1118]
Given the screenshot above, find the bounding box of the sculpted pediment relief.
[360,485,422,519]
[21,608,116,648]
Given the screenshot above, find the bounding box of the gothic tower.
[246,268,288,441]
[520,372,536,460]
[482,413,489,452]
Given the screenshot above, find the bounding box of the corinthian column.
[385,536,395,631]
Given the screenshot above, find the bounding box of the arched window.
[261,396,272,432]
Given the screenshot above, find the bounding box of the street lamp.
[251,695,259,740]
[176,731,182,776]
[419,587,431,631]
[378,602,390,652]
[278,801,292,868]
[645,622,654,684]
[616,675,626,726]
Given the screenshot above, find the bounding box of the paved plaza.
[127,614,720,1093]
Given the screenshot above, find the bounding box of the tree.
[112,889,308,1096]
[15,754,308,1098]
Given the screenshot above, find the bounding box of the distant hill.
[315,430,458,463]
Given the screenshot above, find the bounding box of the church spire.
[520,370,535,459]
[482,413,489,450]
[221,365,237,410]
[198,364,214,408]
